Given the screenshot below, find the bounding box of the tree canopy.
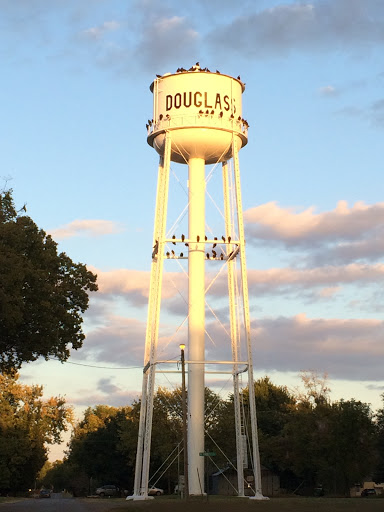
[0,372,73,493]
[43,375,381,497]
[0,189,98,372]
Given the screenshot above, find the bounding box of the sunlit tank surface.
[147,67,247,164]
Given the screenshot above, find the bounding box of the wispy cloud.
[206,0,384,58]
[4,1,384,75]
[244,200,384,250]
[78,310,384,383]
[69,376,139,407]
[50,219,124,240]
[80,21,121,41]
[135,15,199,70]
[90,258,384,308]
[319,85,338,97]
[250,313,384,381]
[247,263,384,296]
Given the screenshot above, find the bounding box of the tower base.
[249,492,269,500]
[125,495,154,501]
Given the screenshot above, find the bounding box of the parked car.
[361,488,376,497]
[148,487,164,496]
[39,489,51,498]
[95,485,120,497]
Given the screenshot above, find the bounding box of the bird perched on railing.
[189,62,200,72]
[152,240,159,259]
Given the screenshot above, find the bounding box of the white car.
[95,485,119,497]
[148,487,164,496]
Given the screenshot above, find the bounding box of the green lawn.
[108,496,384,512]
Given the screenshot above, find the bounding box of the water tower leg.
[187,156,206,495]
[222,160,245,497]
[129,134,171,501]
[232,141,267,500]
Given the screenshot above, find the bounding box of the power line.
[47,357,142,370]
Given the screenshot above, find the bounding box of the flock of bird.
[146,113,249,131]
[146,63,248,132]
[152,235,239,261]
[156,62,243,82]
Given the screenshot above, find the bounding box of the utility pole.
[180,343,189,500]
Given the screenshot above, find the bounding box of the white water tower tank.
[147,66,248,165]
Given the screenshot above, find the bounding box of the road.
[0,496,131,512]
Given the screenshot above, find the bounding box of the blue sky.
[2,0,384,460]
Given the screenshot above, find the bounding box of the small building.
[211,465,280,497]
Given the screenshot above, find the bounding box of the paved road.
[0,496,132,512]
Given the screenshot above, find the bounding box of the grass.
[0,497,25,504]
[105,495,384,512]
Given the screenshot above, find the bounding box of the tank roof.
[149,63,245,93]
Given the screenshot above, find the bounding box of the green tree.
[66,405,135,494]
[278,377,376,495]
[0,189,98,372]
[324,399,376,495]
[373,394,384,483]
[0,372,73,493]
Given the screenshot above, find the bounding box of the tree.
[278,377,376,495]
[373,394,384,483]
[323,399,376,495]
[63,387,230,495]
[66,405,135,495]
[0,372,73,493]
[0,189,98,372]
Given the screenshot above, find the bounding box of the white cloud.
[135,15,199,70]
[50,219,124,239]
[79,309,384,382]
[246,263,384,297]
[76,314,146,366]
[244,201,384,264]
[89,259,384,309]
[206,0,384,58]
[249,313,384,381]
[81,20,120,41]
[319,85,338,96]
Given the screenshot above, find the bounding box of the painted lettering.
[165,92,234,112]
[174,93,182,108]
[194,91,202,107]
[184,92,192,108]
[204,92,212,109]
[214,94,222,109]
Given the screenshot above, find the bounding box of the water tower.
[129,64,265,500]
